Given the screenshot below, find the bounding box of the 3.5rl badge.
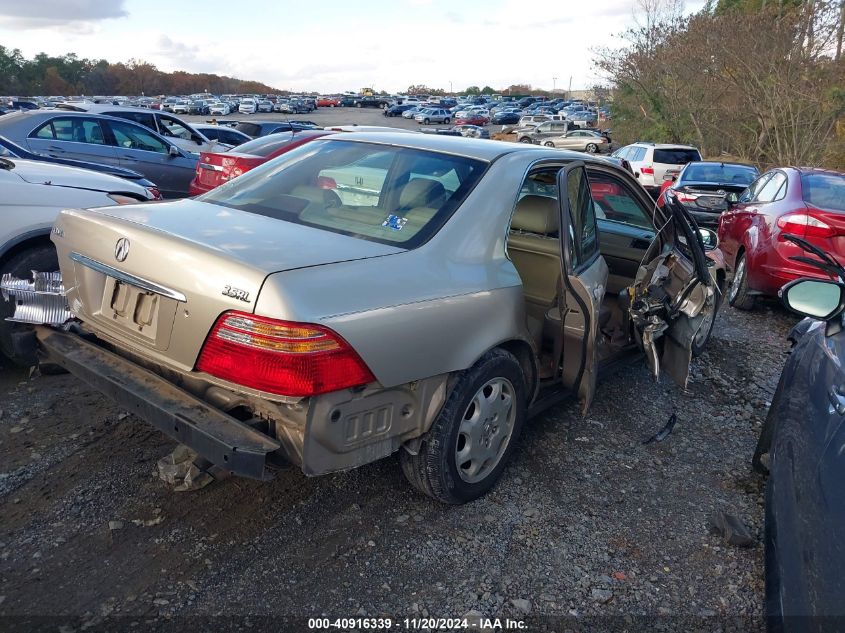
[222,285,250,302]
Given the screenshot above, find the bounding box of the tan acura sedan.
[4,133,722,504]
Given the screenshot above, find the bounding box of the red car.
[718,167,845,309]
[455,115,489,126]
[316,97,340,107]
[188,130,334,196]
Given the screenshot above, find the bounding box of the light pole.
[568,76,572,99]
[449,80,453,95]
[552,77,558,92]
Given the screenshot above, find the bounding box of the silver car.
[0,111,198,198]
[414,108,451,125]
[12,133,719,504]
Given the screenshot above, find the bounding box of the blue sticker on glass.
[382,215,408,231]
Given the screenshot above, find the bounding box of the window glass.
[33,122,54,139]
[108,120,168,153]
[802,172,845,212]
[567,167,599,269]
[588,171,654,230]
[158,116,193,140]
[109,111,155,130]
[201,140,485,248]
[653,148,701,164]
[739,172,772,203]
[755,171,787,203]
[681,162,758,185]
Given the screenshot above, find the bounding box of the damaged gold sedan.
[3,134,724,503]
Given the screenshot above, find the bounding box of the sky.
[0,0,706,94]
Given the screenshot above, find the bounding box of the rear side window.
[32,117,105,144]
[200,140,486,248]
[802,172,845,212]
[755,171,788,203]
[653,148,701,164]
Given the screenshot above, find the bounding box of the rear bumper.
[35,326,281,480]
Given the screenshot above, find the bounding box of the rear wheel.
[0,245,59,364]
[519,137,532,143]
[586,143,598,153]
[544,141,555,147]
[728,253,755,310]
[400,349,526,504]
[691,289,720,357]
[444,118,450,124]
[424,118,430,124]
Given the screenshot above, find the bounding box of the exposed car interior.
[507,167,658,378]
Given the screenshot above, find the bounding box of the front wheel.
[519,137,532,143]
[423,118,430,124]
[586,143,598,154]
[728,253,755,310]
[444,118,450,124]
[691,289,720,357]
[356,103,362,108]
[544,141,555,147]
[400,348,526,504]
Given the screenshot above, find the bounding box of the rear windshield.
[653,148,701,165]
[235,123,261,137]
[200,139,486,248]
[802,172,845,212]
[232,132,299,157]
[681,163,757,185]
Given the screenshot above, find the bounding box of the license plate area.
[99,277,178,349]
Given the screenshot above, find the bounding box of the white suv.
[239,98,258,114]
[612,143,702,194]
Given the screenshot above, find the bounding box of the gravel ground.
[0,296,796,632]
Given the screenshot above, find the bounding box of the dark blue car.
[491,112,521,125]
[753,234,845,631]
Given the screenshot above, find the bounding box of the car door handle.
[828,387,845,415]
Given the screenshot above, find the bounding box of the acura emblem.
[114,237,130,262]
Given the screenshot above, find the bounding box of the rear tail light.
[107,193,141,205]
[675,192,699,203]
[196,311,375,397]
[146,187,162,200]
[641,166,655,175]
[777,213,835,238]
[317,176,337,189]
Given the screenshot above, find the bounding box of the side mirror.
[698,228,719,251]
[634,172,640,179]
[780,278,845,320]
[169,145,181,158]
[725,192,739,206]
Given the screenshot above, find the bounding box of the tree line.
[0,47,282,97]
[595,0,845,169]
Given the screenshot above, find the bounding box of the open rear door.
[556,162,609,413]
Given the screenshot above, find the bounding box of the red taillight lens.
[777,213,835,238]
[196,311,375,397]
[675,192,699,203]
[146,187,162,200]
[317,176,337,189]
[641,166,654,175]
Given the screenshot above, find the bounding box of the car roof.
[632,142,699,150]
[315,131,558,162]
[684,160,756,169]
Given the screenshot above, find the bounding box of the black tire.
[728,252,755,310]
[0,245,59,364]
[356,102,362,108]
[400,348,526,504]
[444,118,450,124]
[691,287,720,357]
[519,137,532,143]
[586,143,598,154]
[544,141,554,147]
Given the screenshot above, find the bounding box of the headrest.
[399,179,446,210]
[511,195,559,235]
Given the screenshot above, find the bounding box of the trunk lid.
[52,199,402,370]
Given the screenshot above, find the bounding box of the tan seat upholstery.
[507,195,562,349]
[398,179,447,210]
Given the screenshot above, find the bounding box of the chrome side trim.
[199,162,224,172]
[69,252,187,303]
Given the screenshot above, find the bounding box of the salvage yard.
[0,299,794,628]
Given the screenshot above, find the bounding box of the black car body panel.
[757,315,845,627]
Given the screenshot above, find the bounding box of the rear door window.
[588,170,654,230]
[754,171,787,203]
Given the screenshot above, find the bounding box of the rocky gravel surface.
[0,300,796,632]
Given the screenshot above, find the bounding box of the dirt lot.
[0,290,796,631]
